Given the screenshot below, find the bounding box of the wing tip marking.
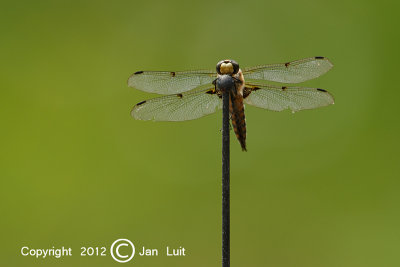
[136,100,147,106]
[177,93,183,98]
[134,71,144,75]
[317,88,327,92]
[315,56,334,68]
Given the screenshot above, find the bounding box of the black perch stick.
[218,75,233,267]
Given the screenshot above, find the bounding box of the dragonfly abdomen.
[230,94,247,151]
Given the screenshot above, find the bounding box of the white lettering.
[166,246,186,256]
[21,247,29,256]
[20,247,72,259]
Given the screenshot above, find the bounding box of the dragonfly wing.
[128,69,216,94]
[243,57,333,83]
[243,82,334,112]
[131,86,221,121]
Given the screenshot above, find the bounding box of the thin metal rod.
[222,89,230,267]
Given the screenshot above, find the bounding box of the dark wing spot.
[171,71,176,77]
[282,86,287,91]
[317,88,327,92]
[243,87,252,98]
[285,62,290,67]
[134,71,144,75]
[177,93,183,98]
[206,89,216,94]
[315,56,325,59]
[244,86,259,98]
[136,100,146,106]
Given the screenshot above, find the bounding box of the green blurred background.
[1,0,399,266]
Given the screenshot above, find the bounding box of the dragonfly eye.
[216,59,240,75]
[230,60,239,74]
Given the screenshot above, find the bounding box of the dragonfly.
[128,57,334,151]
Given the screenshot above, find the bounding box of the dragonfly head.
[216,59,239,75]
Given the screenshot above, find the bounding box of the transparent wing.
[131,86,221,121]
[243,57,333,83]
[128,69,216,94]
[243,82,334,112]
